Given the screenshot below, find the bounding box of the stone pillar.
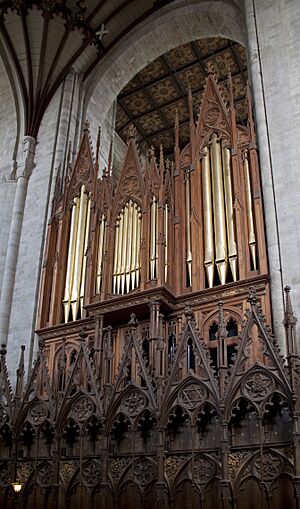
[0,135,36,346]
[244,0,285,354]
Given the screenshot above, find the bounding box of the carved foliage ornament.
[0,462,11,485]
[121,391,146,416]
[109,457,131,482]
[190,456,216,484]
[36,462,54,486]
[133,458,156,486]
[178,383,207,410]
[60,461,78,486]
[0,406,8,427]
[82,460,101,487]
[71,396,94,422]
[242,371,275,402]
[28,402,48,426]
[253,452,283,480]
[164,456,185,482]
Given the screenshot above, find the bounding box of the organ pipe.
[121,204,128,294]
[164,204,169,283]
[135,208,141,287]
[211,134,227,285]
[63,197,79,322]
[116,210,124,294]
[185,170,192,286]
[150,197,158,279]
[222,146,237,281]
[131,203,138,289]
[112,201,141,295]
[243,152,257,270]
[202,147,214,288]
[97,215,106,294]
[80,197,91,312]
[71,185,88,320]
[126,200,133,291]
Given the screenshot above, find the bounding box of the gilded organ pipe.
[121,204,128,294]
[202,147,214,288]
[80,197,91,312]
[185,170,192,286]
[116,211,124,294]
[222,146,237,281]
[97,215,106,294]
[112,202,141,295]
[63,196,79,322]
[211,134,227,285]
[164,204,168,283]
[243,152,257,270]
[131,203,138,290]
[135,208,141,287]
[126,200,133,291]
[150,197,157,279]
[71,185,88,320]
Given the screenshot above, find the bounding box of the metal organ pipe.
[97,215,106,294]
[63,185,91,323]
[185,170,192,286]
[164,204,169,283]
[63,196,79,322]
[211,134,227,285]
[243,152,257,270]
[202,147,214,288]
[150,196,158,280]
[222,145,238,281]
[112,201,141,295]
[201,135,238,288]
[80,196,91,313]
[71,185,88,320]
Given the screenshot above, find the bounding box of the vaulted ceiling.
[116,37,248,158]
[0,0,174,137]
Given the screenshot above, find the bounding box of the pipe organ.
[201,136,237,287]
[112,200,141,295]
[25,70,283,509]
[38,70,268,335]
[62,185,91,322]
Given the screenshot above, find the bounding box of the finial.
[207,61,215,75]
[128,313,138,328]
[184,305,194,321]
[83,119,90,132]
[175,108,179,129]
[107,137,113,176]
[247,286,258,306]
[127,124,136,142]
[147,145,155,160]
[79,327,88,342]
[96,126,101,167]
[188,83,194,121]
[228,72,234,109]
[0,344,7,356]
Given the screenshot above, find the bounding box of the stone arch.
[84,0,246,144]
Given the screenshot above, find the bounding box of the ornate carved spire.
[283,286,298,356]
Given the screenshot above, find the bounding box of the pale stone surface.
[6,91,61,378]
[0,57,18,179]
[0,181,16,292]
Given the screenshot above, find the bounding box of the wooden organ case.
[1,71,299,509]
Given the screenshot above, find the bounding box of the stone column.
[244,0,285,353]
[0,135,36,346]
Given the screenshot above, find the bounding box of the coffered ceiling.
[116,37,248,158]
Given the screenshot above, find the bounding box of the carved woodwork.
[1,72,295,509]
